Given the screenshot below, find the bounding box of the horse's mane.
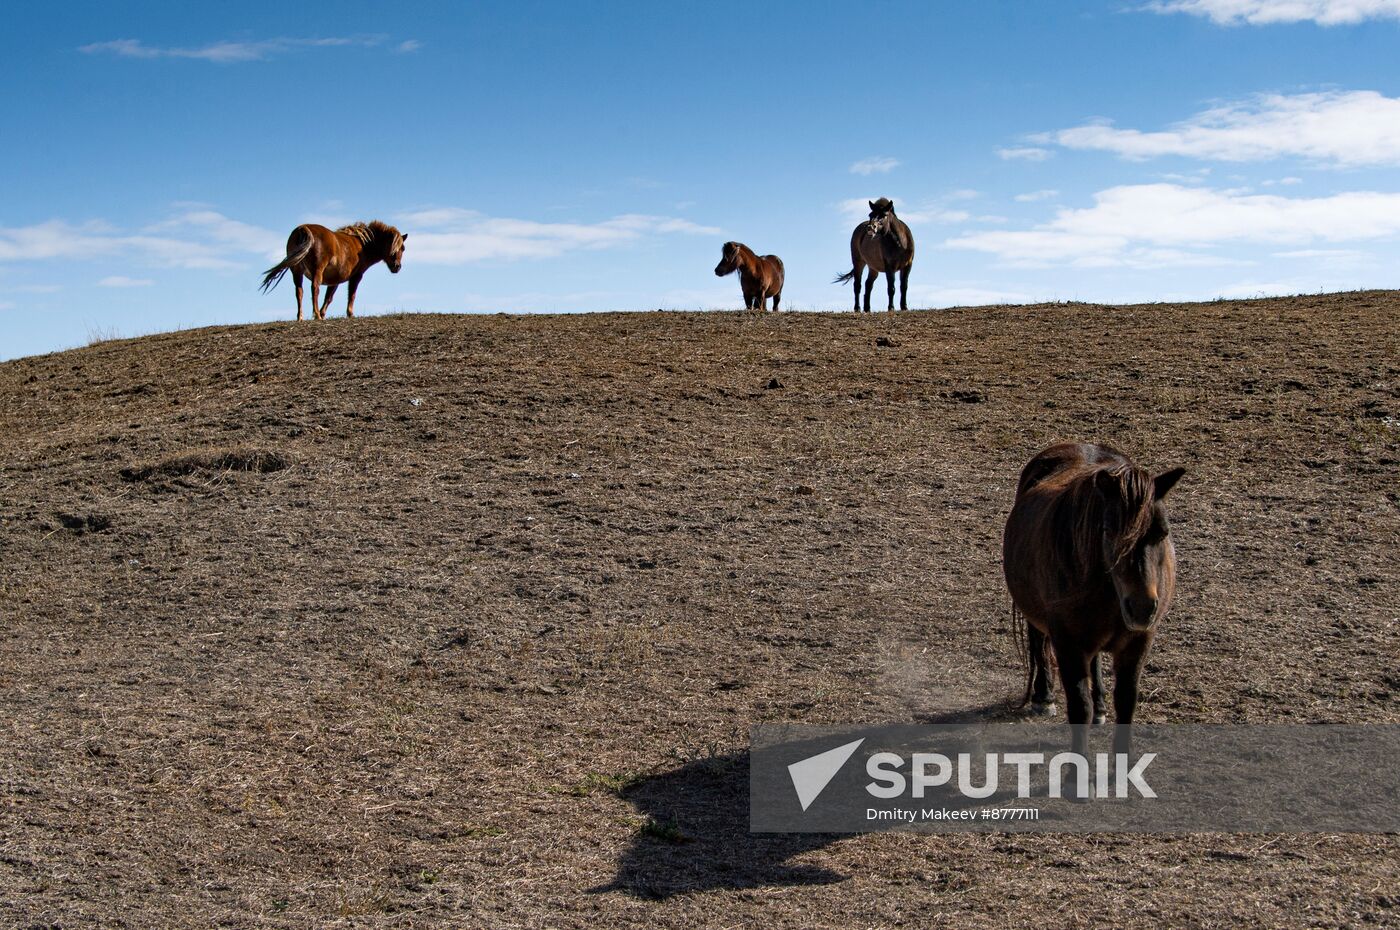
[1036,460,1156,588]
[337,220,401,248]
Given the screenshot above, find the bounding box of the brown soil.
[1,293,1396,929]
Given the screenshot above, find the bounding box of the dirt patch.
[0,294,1396,928]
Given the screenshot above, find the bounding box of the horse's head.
[384,228,407,274]
[714,242,744,277]
[1093,465,1186,631]
[866,199,896,239]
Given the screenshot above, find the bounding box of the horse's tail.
[833,268,857,285]
[259,227,314,293]
[1011,601,1037,707]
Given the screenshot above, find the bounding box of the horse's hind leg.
[863,268,878,313]
[310,278,321,321]
[1090,653,1108,725]
[320,283,339,319]
[1028,625,1055,714]
[772,291,781,312]
[851,260,865,311]
[292,270,304,321]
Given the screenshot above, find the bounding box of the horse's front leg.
[899,266,910,312]
[885,270,896,312]
[345,274,362,318]
[1112,635,1153,758]
[1091,653,1107,725]
[1051,635,1094,799]
[292,271,304,321]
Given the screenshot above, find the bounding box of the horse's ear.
[1153,467,1186,500]
[869,200,876,211]
[402,234,408,242]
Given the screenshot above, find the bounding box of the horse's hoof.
[1030,702,1056,717]
[1093,714,1108,726]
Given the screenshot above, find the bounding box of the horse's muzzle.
[1121,595,1158,631]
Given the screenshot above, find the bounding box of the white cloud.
[946,183,1400,267]
[98,276,154,288]
[836,198,969,224]
[910,286,1036,307]
[1051,91,1400,166]
[1144,1,1400,25]
[79,36,417,63]
[850,156,901,175]
[1015,189,1060,202]
[397,208,720,264]
[997,146,1053,161]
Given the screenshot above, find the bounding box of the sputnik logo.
[787,738,865,811]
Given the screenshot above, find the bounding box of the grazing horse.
[260,221,406,320]
[834,198,914,313]
[1003,442,1185,767]
[714,241,785,311]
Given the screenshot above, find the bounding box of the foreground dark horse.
[1003,442,1185,765]
[714,241,784,311]
[260,221,406,320]
[834,198,914,312]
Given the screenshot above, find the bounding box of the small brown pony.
[834,198,914,312]
[260,221,406,320]
[714,241,785,311]
[1003,442,1185,761]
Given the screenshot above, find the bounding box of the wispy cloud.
[849,156,901,175]
[1014,189,1060,202]
[1143,0,1400,25]
[79,35,419,63]
[946,183,1400,267]
[996,146,1053,161]
[98,276,154,288]
[1046,91,1400,167]
[0,210,282,270]
[397,207,720,264]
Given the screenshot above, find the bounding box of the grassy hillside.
[1,294,1396,928]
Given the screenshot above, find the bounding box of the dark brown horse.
[260,221,406,320]
[1003,442,1185,765]
[714,241,785,311]
[834,198,914,312]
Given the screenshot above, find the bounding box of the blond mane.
[336,220,402,249]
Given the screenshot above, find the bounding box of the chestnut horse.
[260,221,406,320]
[714,241,784,311]
[834,198,914,312]
[1003,442,1185,763]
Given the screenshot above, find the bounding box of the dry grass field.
[1,293,1396,928]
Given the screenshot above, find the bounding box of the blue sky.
[4,0,1400,359]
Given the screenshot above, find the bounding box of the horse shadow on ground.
[593,699,1032,900]
[590,750,847,899]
